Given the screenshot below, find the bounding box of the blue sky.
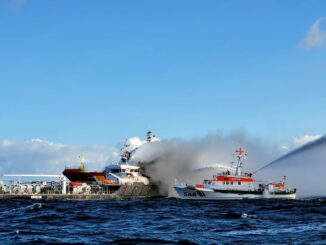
[0,0,325,146]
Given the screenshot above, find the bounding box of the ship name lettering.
[184,192,196,197]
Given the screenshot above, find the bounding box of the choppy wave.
[0,198,325,244]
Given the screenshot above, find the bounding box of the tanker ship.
[62,157,106,183]
[62,131,159,184]
[63,131,160,193]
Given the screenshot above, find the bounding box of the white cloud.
[300,17,326,49]
[278,145,289,151]
[1,140,14,147]
[8,0,27,10]
[0,139,120,174]
[293,135,322,147]
[124,137,145,152]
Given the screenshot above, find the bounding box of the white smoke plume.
[131,131,282,196]
[130,132,326,197]
[124,137,145,152]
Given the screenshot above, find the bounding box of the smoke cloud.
[130,131,282,197]
[130,132,326,197]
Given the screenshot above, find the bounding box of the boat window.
[238,182,241,185]
[130,169,134,172]
[122,169,126,173]
[226,182,229,185]
[231,182,233,185]
[223,182,225,185]
[134,169,139,172]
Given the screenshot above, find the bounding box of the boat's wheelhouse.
[104,164,140,179]
[103,164,149,185]
[196,175,255,191]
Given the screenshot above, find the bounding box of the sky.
[0,1,325,173]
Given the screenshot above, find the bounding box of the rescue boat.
[174,147,296,200]
[262,177,296,199]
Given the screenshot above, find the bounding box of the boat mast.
[79,155,86,172]
[147,131,155,142]
[121,141,131,163]
[234,147,247,176]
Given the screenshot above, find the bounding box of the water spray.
[253,135,326,174]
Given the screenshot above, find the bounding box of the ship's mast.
[147,131,155,143]
[121,141,131,163]
[234,147,247,176]
[79,155,86,172]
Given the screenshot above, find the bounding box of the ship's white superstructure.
[94,131,159,187]
[262,177,296,199]
[102,164,149,185]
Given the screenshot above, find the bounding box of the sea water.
[0,198,325,244]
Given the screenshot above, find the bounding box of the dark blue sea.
[0,198,325,244]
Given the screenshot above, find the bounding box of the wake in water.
[0,203,42,215]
